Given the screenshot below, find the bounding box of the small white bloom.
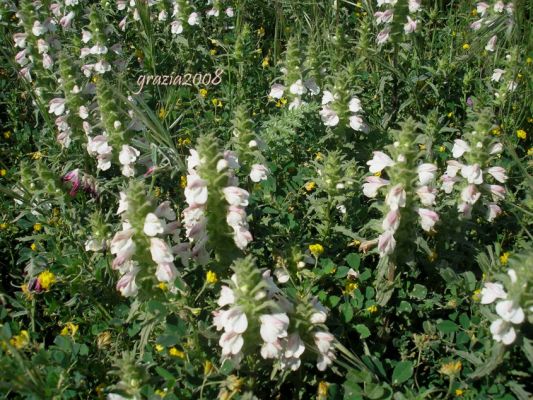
[480,282,507,304]
[367,151,395,173]
[144,213,165,237]
[250,164,269,182]
[269,83,285,99]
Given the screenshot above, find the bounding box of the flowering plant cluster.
[0,0,532,399]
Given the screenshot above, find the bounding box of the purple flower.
[63,169,81,196]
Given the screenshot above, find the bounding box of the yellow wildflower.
[154,186,161,197]
[455,389,464,396]
[527,57,532,65]
[21,283,33,300]
[4,130,11,139]
[204,360,214,375]
[158,108,166,119]
[157,282,168,291]
[440,360,462,376]
[155,389,167,398]
[199,88,208,98]
[169,347,186,358]
[0,169,6,177]
[528,147,533,156]
[471,9,477,16]
[517,129,527,140]
[30,243,37,251]
[367,305,378,313]
[348,239,361,247]
[419,144,426,150]
[206,270,218,284]
[305,181,316,192]
[33,223,42,232]
[309,243,324,257]
[315,152,324,161]
[500,252,510,265]
[462,43,470,50]
[180,175,187,189]
[318,381,329,398]
[97,331,112,348]
[471,289,481,302]
[491,127,501,136]
[439,145,446,152]
[212,98,222,108]
[60,322,79,337]
[447,112,454,118]
[9,330,30,349]
[257,27,265,37]
[275,98,287,107]
[155,344,164,352]
[0,222,7,230]
[210,48,217,56]
[32,151,43,160]
[345,282,358,293]
[261,57,269,68]
[38,270,55,290]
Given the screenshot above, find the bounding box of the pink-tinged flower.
[481,282,507,304]
[382,209,401,232]
[117,192,128,215]
[446,160,463,177]
[348,97,362,113]
[171,20,184,34]
[508,269,517,283]
[416,186,437,206]
[289,79,307,96]
[13,33,27,48]
[32,21,48,36]
[217,286,235,307]
[304,78,320,95]
[487,184,506,201]
[285,333,305,359]
[319,106,339,127]
[321,90,336,105]
[260,313,290,343]
[226,205,247,228]
[313,331,335,371]
[269,83,285,99]
[60,11,75,28]
[496,300,524,324]
[223,307,248,334]
[36,39,49,54]
[374,10,394,24]
[487,167,507,183]
[385,184,406,210]
[223,187,249,207]
[232,226,253,250]
[63,169,81,196]
[470,18,484,30]
[376,27,391,45]
[493,1,504,13]
[461,184,481,204]
[477,2,489,16]
[404,16,417,34]
[143,213,165,237]
[261,341,283,359]
[489,142,503,155]
[87,135,112,156]
[150,238,174,264]
[363,176,390,198]
[116,270,139,297]
[417,163,438,185]
[349,115,367,132]
[288,97,303,111]
[417,208,439,232]
[457,202,473,219]
[461,164,483,185]
[97,153,113,171]
[118,145,140,166]
[188,12,200,26]
[155,201,176,221]
[490,319,516,345]
[226,7,235,17]
[378,230,396,256]
[487,203,502,222]
[408,0,421,12]
[367,151,395,173]
[219,331,244,356]
[223,150,240,170]
[94,60,111,74]
[42,53,53,69]
[485,35,497,52]
[505,3,514,14]
[155,262,178,283]
[185,175,208,206]
[48,98,66,116]
[250,164,269,182]
[491,68,505,82]
[187,149,202,173]
[452,139,470,158]
[111,233,136,268]
[310,298,328,324]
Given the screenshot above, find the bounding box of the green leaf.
[410,284,427,300]
[329,295,341,307]
[340,302,354,322]
[398,301,412,313]
[355,324,371,339]
[345,253,361,269]
[392,361,413,385]
[437,320,459,334]
[155,366,176,381]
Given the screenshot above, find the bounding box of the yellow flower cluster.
[206,270,218,284]
[367,305,378,313]
[440,360,462,376]
[60,322,79,337]
[9,330,30,349]
[169,347,186,358]
[309,243,324,257]
[305,181,316,192]
[500,252,510,265]
[38,270,56,290]
[517,129,527,140]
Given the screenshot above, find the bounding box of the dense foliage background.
[0,0,532,399]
